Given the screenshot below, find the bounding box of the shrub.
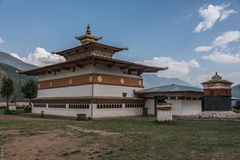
[4,109,12,115]
[16,105,24,110]
[24,105,32,113]
[4,109,18,115]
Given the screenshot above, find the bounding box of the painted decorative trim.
[38,73,143,89]
[157,106,172,111]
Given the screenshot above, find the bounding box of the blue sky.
[0,0,240,86]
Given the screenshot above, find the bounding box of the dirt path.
[0,114,47,121]
[1,124,123,160]
[2,132,107,160]
[68,125,122,137]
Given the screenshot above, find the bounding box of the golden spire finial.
[212,72,222,80]
[86,24,91,35]
[75,25,102,44]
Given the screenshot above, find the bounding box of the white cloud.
[195,31,240,52]
[11,47,66,67]
[194,4,237,32]
[194,46,212,52]
[212,31,240,47]
[220,9,237,21]
[10,53,22,60]
[143,57,200,81]
[0,37,4,44]
[224,71,240,85]
[195,31,240,64]
[190,74,209,87]
[202,51,240,63]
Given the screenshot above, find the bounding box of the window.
[125,103,144,108]
[123,68,129,74]
[48,104,66,108]
[34,103,46,108]
[122,92,127,97]
[69,104,89,109]
[97,104,122,109]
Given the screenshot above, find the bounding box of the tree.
[0,76,14,109]
[21,79,38,105]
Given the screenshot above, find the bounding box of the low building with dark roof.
[136,84,203,116]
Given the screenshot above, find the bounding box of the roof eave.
[20,56,167,75]
[55,42,126,56]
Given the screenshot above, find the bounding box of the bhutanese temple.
[21,25,167,118]
[202,72,233,111]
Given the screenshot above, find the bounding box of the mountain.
[0,63,30,81]
[0,51,37,101]
[0,51,36,71]
[0,63,35,101]
[143,74,191,89]
[232,84,240,98]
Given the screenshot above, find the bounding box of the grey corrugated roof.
[137,84,203,93]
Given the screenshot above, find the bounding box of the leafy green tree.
[21,79,38,105]
[0,76,14,109]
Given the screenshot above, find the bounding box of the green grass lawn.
[0,116,240,160]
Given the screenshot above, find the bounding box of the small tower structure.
[202,72,233,111]
[75,24,102,44]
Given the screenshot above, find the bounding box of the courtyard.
[0,115,240,160]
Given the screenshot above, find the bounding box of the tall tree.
[0,76,14,109]
[21,79,38,105]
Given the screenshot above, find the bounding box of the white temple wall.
[37,85,92,98]
[95,64,141,79]
[144,99,202,116]
[166,99,202,115]
[32,103,143,118]
[38,64,142,82]
[93,84,141,97]
[145,99,155,115]
[166,100,183,115]
[181,100,202,115]
[92,104,143,118]
[38,64,93,81]
[37,84,143,98]
[32,104,92,117]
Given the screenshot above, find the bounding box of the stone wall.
[197,111,240,119]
